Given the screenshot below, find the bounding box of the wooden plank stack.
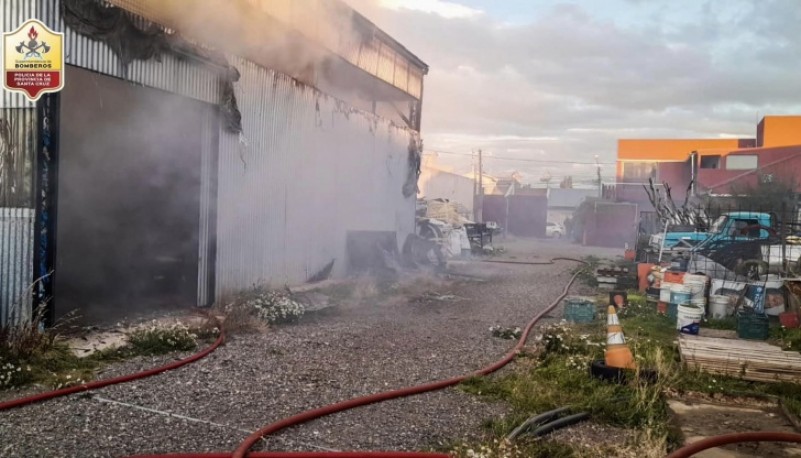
[679,335,801,383]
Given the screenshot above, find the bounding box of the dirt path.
[1,239,601,457]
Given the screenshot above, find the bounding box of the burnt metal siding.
[215,56,417,297]
[38,0,221,107]
[102,0,426,100]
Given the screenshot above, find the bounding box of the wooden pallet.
[679,335,801,383]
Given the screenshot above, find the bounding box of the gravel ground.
[1,240,609,457]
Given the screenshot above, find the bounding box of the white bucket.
[677,304,704,334]
[709,295,730,319]
[685,274,708,300]
[660,283,676,303]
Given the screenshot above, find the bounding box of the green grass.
[1,320,214,391]
[702,317,737,330]
[455,291,801,456]
[449,439,578,458]
[770,326,801,351]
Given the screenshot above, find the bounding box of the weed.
[459,304,690,456]
[0,305,88,389]
[449,439,576,458]
[770,326,801,351]
[214,286,307,332]
[703,317,737,331]
[1,315,215,391]
[126,323,198,355]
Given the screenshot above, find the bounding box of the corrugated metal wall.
[22,0,419,306]
[1,1,38,325]
[1,0,37,109]
[0,208,34,326]
[215,57,417,296]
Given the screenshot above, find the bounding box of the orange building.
[616,115,801,184]
[757,116,801,148]
[616,138,753,183]
[609,116,801,206]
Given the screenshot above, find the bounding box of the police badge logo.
[3,19,65,101]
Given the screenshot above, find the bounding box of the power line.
[425,149,616,165]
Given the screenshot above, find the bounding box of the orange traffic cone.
[605,305,637,370]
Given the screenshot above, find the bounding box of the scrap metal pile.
[413,199,498,263]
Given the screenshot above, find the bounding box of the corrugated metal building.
[0,0,427,324]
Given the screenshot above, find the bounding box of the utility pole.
[472,151,478,221]
[595,155,602,198]
[477,149,484,223]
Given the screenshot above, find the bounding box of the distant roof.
[548,188,597,208]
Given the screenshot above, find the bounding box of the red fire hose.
[0,318,225,411]
[1,258,585,458]
[125,258,586,458]
[127,453,448,458]
[666,431,801,458]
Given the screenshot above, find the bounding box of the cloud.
[377,0,483,19]
[345,0,801,183]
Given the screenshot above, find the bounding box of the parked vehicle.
[649,225,708,252]
[546,221,565,238]
[682,212,801,280]
[651,212,774,254]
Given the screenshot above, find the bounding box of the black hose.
[506,407,572,440]
[530,412,591,437]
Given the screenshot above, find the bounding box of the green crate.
[737,311,769,341]
[564,297,596,324]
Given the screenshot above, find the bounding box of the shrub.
[127,323,199,356]
[247,290,305,324]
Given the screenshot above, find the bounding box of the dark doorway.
[56,66,210,323]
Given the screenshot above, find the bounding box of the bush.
[126,323,199,356]
[246,290,305,324]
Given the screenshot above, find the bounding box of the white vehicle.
[546,221,565,238]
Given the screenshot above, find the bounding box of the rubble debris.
[489,325,522,340]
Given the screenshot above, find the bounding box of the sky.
[344,0,801,186]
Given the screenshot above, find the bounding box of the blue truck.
[650,212,775,254]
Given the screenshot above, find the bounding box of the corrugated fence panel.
[1,0,37,109]
[38,0,220,106]
[197,104,218,307]
[0,208,34,326]
[215,57,417,298]
[0,106,37,326]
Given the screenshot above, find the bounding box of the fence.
[0,108,37,326]
[642,198,801,289]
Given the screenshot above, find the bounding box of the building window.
[621,161,657,182]
[726,155,758,170]
[700,155,721,169]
